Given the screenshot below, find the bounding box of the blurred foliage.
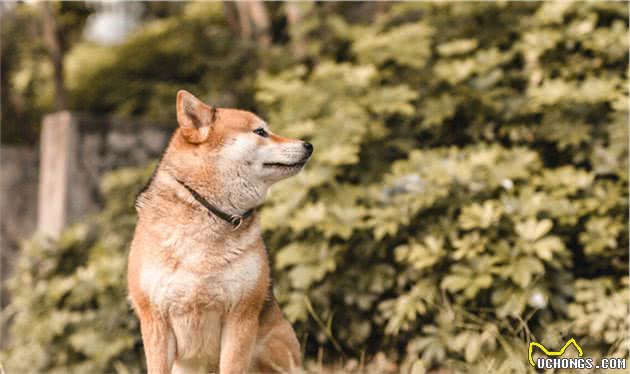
[2,2,629,373]
[1,2,92,144]
[67,2,260,121]
[2,165,154,373]
[1,2,257,144]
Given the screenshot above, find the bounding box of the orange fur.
[128,91,307,374]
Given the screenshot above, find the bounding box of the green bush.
[256,2,628,371]
[2,2,628,373]
[67,2,259,121]
[2,165,153,373]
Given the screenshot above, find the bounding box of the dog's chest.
[142,252,262,313]
[138,222,265,361]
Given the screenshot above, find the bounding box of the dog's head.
[168,90,313,196]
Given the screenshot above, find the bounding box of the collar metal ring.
[230,215,243,231]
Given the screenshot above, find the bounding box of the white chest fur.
[140,250,262,313]
[139,250,262,362]
[140,220,262,307]
[138,217,264,362]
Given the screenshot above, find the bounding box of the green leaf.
[515,218,553,241]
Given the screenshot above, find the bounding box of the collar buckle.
[229,215,243,231]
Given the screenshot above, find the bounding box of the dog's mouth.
[263,161,307,169]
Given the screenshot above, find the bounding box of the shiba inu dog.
[127,90,312,374]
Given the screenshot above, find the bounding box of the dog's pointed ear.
[176,90,215,144]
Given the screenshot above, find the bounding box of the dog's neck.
[157,165,267,219]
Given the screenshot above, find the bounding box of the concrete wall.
[1,145,39,344]
[1,145,39,290]
[37,111,171,237]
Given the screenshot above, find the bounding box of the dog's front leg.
[220,312,259,374]
[140,313,176,374]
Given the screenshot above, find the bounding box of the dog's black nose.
[303,142,314,155]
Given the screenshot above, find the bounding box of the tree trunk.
[234,1,252,39]
[246,1,271,48]
[285,2,306,58]
[222,1,241,37]
[233,1,270,48]
[40,2,67,110]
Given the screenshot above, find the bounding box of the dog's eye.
[253,128,269,138]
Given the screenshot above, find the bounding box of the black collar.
[175,179,255,230]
